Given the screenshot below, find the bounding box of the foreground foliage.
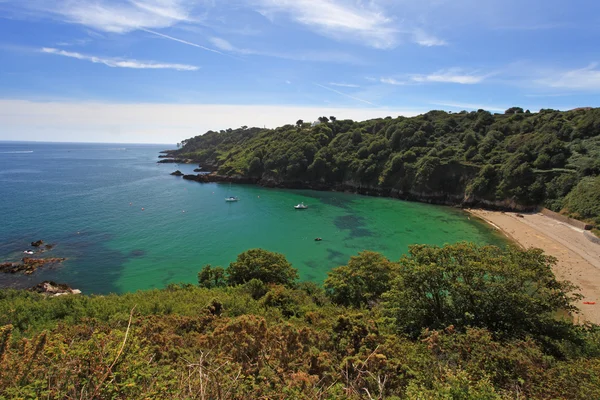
[176,107,600,225]
[1,244,599,399]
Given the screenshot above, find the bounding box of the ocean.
[0,141,506,294]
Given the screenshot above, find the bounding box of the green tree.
[384,243,581,343]
[324,251,396,307]
[227,249,298,286]
[197,265,226,288]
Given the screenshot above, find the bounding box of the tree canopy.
[324,251,396,308]
[384,243,581,345]
[226,248,298,286]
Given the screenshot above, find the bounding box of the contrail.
[140,28,241,60]
[313,83,378,106]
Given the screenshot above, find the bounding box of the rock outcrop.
[0,257,67,275]
[158,158,194,164]
[31,240,44,247]
[182,173,259,184]
[29,281,81,296]
[170,170,184,176]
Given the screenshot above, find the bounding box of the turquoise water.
[0,142,505,294]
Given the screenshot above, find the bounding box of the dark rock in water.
[31,240,44,247]
[171,170,184,176]
[193,168,202,172]
[129,249,146,257]
[182,173,259,184]
[0,257,67,275]
[29,281,81,296]
[45,244,54,250]
[158,158,193,164]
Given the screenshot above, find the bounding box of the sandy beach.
[468,209,600,325]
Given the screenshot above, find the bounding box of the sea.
[0,141,506,294]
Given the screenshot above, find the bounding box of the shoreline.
[467,209,600,325]
[176,171,538,212]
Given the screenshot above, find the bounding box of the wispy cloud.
[41,47,198,71]
[412,69,488,84]
[209,36,363,64]
[313,83,377,106]
[254,0,397,49]
[329,82,360,88]
[54,38,91,47]
[535,63,600,91]
[380,77,405,86]
[34,0,195,33]
[413,29,447,47]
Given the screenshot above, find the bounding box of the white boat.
[225,196,239,202]
[294,202,308,209]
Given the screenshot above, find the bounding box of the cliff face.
[180,169,536,212]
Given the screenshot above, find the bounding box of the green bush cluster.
[1,244,598,399]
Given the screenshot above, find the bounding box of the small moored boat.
[225,196,239,202]
[294,202,308,209]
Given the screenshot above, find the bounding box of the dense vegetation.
[175,107,600,226]
[2,244,599,399]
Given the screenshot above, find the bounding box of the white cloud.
[413,29,447,47]
[329,82,360,88]
[209,37,239,53]
[535,63,600,91]
[35,0,195,33]
[41,47,198,71]
[254,0,397,49]
[0,99,422,143]
[412,69,487,84]
[380,77,405,85]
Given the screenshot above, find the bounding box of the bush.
[227,249,298,286]
[384,243,581,346]
[324,251,396,308]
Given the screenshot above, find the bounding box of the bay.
[0,141,506,294]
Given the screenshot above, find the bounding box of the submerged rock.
[0,257,66,275]
[29,281,81,296]
[31,240,44,247]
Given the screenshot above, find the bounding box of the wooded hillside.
[175,107,600,225]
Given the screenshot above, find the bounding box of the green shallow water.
[0,142,506,294]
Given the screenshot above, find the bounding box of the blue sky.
[1,0,599,143]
